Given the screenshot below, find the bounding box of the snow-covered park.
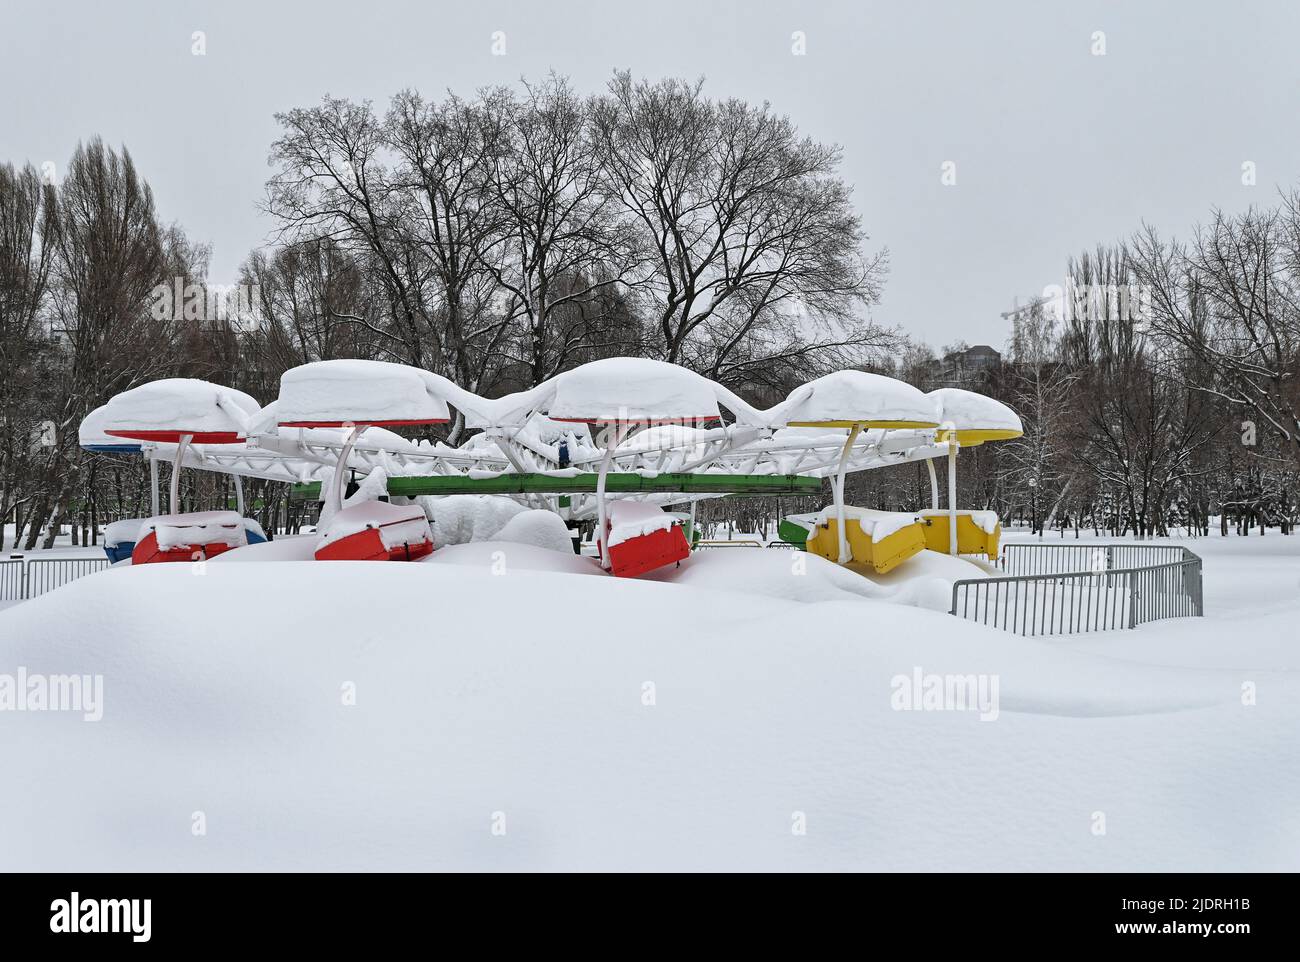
[3,503,1296,870]
[5,6,1300,885]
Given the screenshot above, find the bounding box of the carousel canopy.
[546,358,722,425]
[928,388,1023,445]
[79,403,143,452]
[277,360,451,427]
[775,370,940,429]
[101,378,260,444]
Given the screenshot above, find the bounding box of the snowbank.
[2,556,1295,871]
[647,547,979,612]
[209,535,318,563]
[493,510,575,553]
[423,540,602,576]
[422,495,527,547]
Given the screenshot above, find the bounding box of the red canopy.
[278,418,448,429]
[549,415,719,426]
[106,429,244,444]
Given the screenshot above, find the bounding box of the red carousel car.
[276,360,449,562]
[102,379,261,565]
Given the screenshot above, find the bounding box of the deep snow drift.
[1,537,1297,871]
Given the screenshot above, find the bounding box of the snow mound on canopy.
[772,370,939,426]
[928,387,1022,434]
[79,404,141,450]
[493,510,575,553]
[0,560,1293,871]
[547,357,721,424]
[276,359,450,426]
[421,495,527,547]
[99,378,260,437]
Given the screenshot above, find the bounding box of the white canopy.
[547,358,722,424]
[277,359,451,426]
[772,370,940,428]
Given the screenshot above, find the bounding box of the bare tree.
[240,236,378,377]
[1061,247,1219,537]
[590,72,890,380]
[23,140,184,547]
[265,97,437,369]
[479,75,643,383]
[0,163,56,547]
[1002,299,1079,533]
[1130,201,1300,466]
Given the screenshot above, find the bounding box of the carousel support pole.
[169,434,192,516]
[235,475,246,516]
[595,422,631,570]
[947,439,959,556]
[149,454,160,517]
[331,424,366,514]
[835,424,863,564]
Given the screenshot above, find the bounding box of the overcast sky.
[3,0,1298,350]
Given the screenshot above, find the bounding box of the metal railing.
[693,539,763,549]
[951,543,1203,635]
[996,542,1190,576]
[0,557,112,602]
[0,559,23,601]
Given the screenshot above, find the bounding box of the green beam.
[291,472,823,501]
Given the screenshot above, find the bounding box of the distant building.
[926,344,1000,388]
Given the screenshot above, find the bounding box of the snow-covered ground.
[1,529,1297,870]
